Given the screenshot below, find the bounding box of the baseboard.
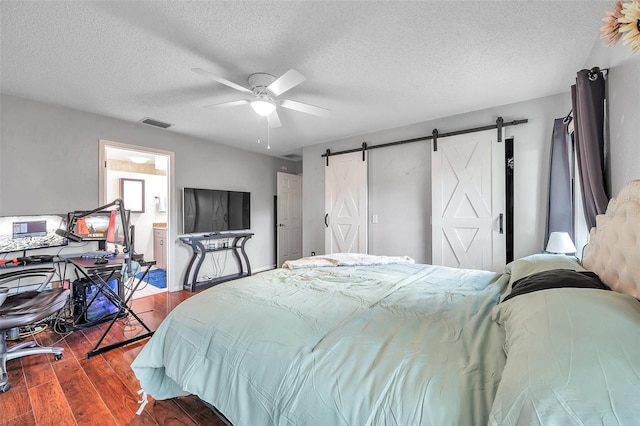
[167,264,277,292]
[253,264,277,273]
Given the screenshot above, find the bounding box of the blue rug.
[136,268,166,289]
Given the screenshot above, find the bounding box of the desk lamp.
[545,232,577,255]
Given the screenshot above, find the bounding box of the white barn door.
[325,151,368,254]
[432,129,505,272]
[277,172,302,266]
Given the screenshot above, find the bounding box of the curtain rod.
[321,117,528,161]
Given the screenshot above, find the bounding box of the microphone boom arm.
[65,199,132,258]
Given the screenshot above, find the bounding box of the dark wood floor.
[1,290,227,426]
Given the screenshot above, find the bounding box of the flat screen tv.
[183,187,251,234]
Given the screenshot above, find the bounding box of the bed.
[132,181,640,425]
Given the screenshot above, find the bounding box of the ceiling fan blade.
[280,99,330,117]
[267,69,306,97]
[203,99,249,109]
[267,110,282,128]
[192,68,253,94]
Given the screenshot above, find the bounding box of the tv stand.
[179,232,254,291]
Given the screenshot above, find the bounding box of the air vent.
[140,117,172,129]
[282,154,302,161]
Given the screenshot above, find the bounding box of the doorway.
[276,172,302,266]
[99,140,174,298]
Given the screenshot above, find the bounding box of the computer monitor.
[69,211,111,241]
[0,214,68,254]
[105,209,130,246]
[67,209,130,248]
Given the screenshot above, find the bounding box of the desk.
[179,232,253,291]
[66,255,156,358]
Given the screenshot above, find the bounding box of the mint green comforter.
[132,263,508,425]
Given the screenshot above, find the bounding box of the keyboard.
[80,250,115,259]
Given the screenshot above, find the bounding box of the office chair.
[0,267,70,392]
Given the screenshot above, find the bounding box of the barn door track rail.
[322,117,528,164]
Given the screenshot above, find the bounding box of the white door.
[277,172,302,266]
[431,129,505,272]
[325,151,368,254]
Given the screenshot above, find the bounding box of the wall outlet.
[372,214,379,224]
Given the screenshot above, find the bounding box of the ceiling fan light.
[130,156,148,164]
[250,99,276,116]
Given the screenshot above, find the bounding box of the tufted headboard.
[582,180,640,299]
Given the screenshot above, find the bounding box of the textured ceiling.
[1,1,610,158]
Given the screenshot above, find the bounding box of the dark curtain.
[506,138,514,263]
[545,118,573,247]
[571,69,608,229]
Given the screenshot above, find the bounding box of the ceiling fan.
[192,68,330,128]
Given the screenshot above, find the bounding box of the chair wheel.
[0,382,11,393]
[54,353,63,361]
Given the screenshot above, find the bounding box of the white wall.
[106,170,168,259]
[303,93,572,263]
[0,94,295,291]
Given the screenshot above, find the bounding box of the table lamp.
[546,231,577,254]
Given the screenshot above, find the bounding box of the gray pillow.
[502,254,586,301]
[489,288,640,425]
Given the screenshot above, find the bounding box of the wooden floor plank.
[52,354,117,426]
[34,326,70,348]
[61,325,97,361]
[149,399,200,426]
[131,296,157,314]
[0,359,31,421]
[81,354,156,425]
[80,320,122,354]
[1,291,221,426]
[20,351,56,389]
[28,381,76,426]
[0,411,36,426]
[103,346,147,395]
[172,395,229,426]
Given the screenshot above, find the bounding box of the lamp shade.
[250,99,276,116]
[546,232,577,254]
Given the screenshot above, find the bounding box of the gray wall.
[2,37,636,280]
[0,94,295,290]
[304,122,431,262]
[303,41,640,265]
[583,40,640,196]
[303,93,572,263]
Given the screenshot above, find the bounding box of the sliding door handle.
[324,214,329,228]
[499,213,504,234]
